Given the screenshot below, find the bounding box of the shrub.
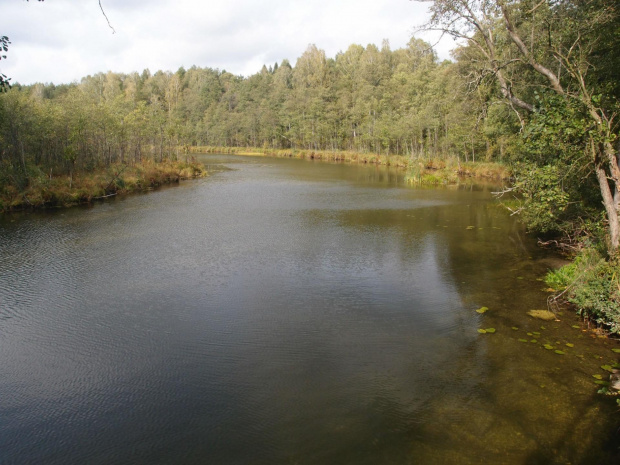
[546,248,620,334]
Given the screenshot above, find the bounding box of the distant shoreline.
[0,159,208,213]
[192,146,511,184]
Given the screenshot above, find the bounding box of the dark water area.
[0,154,619,464]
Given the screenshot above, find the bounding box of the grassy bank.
[405,158,511,185]
[0,159,208,212]
[191,145,412,167]
[546,248,620,335]
[191,146,511,183]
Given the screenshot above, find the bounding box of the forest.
[1,0,619,331]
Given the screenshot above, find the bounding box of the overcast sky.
[0,0,455,85]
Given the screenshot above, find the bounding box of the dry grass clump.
[457,161,511,180]
[406,158,510,186]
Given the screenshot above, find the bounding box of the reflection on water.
[0,155,618,464]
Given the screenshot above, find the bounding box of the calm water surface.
[0,155,618,464]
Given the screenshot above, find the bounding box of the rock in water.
[526,309,557,321]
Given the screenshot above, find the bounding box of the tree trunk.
[595,164,619,252]
[593,135,620,252]
[614,140,620,212]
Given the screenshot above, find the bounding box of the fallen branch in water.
[93,193,117,200]
[491,186,517,197]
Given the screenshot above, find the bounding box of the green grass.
[546,248,620,334]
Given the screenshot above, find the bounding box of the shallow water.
[0,154,618,464]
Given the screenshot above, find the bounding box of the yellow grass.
[1,159,208,212]
[191,146,511,184]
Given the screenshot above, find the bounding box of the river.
[0,154,618,464]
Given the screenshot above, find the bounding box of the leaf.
[554,350,565,355]
[612,348,620,353]
[518,338,528,343]
[478,329,487,334]
[512,327,519,330]
[476,306,489,314]
[485,328,496,333]
[565,343,574,348]
[544,344,554,350]
[601,365,614,373]
[593,374,603,380]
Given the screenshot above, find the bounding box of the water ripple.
[0,155,602,465]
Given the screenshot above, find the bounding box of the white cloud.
[0,0,455,85]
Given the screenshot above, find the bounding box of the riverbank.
[0,159,208,212]
[190,146,511,183]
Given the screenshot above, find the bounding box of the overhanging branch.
[99,0,115,34]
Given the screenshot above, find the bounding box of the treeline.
[0,37,511,191]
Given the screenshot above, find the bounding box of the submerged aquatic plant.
[527,309,557,321]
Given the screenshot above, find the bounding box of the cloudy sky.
[1,0,454,85]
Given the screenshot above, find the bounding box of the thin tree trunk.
[595,164,619,252]
[591,134,620,252]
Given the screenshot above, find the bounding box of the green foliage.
[509,93,606,239]
[0,36,11,92]
[511,163,570,234]
[420,0,620,255]
[546,248,620,334]
[523,94,588,163]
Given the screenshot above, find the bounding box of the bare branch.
[499,2,564,94]
[491,186,516,197]
[526,0,548,14]
[99,0,115,34]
